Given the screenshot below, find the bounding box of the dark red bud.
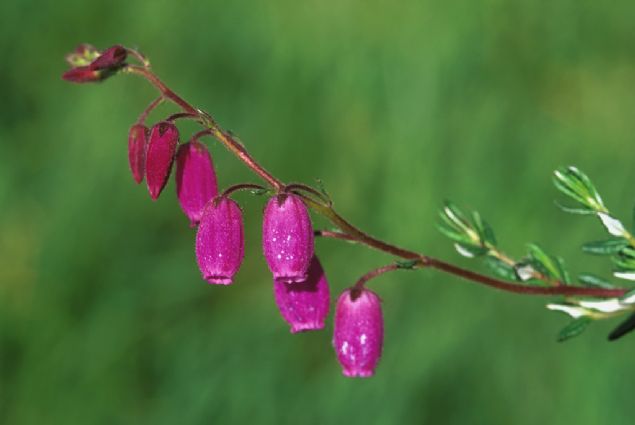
[90,45,127,70]
[128,124,149,184]
[145,121,179,200]
[61,66,102,83]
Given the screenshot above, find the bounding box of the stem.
[166,112,200,122]
[286,183,331,205]
[124,65,283,190]
[353,263,404,292]
[221,183,268,198]
[136,96,163,125]
[118,60,631,300]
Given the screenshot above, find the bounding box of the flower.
[333,288,383,378]
[262,193,314,283]
[273,256,330,333]
[89,45,127,70]
[145,121,179,200]
[175,141,218,226]
[128,124,149,184]
[195,197,244,284]
[62,45,127,84]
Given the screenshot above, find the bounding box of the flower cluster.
[141,120,383,376]
[63,45,385,377]
[66,43,635,377]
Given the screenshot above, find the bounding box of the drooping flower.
[89,45,127,70]
[145,121,179,200]
[175,141,218,226]
[262,193,314,283]
[128,124,148,184]
[333,288,383,378]
[195,197,244,285]
[62,66,102,83]
[273,256,330,333]
[62,45,127,84]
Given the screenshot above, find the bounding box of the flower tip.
[274,274,309,284]
[205,275,234,285]
[342,367,374,378]
[290,320,325,334]
[62,66,101,83]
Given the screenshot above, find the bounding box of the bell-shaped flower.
[262,194,314,283]
[195,197,244,285]
[274,256,330,333]
[333,288,383,378]
[175,141,218,226]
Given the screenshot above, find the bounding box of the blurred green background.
[2,0,635,423]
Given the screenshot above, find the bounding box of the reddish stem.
[118,59,630,300]
[221,183,268,198]
[136,96,163,125]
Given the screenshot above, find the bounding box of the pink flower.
[262,194,314,283]
[175,141,218,226]
[145,121,179,200]
[333,288,383,378]
[128,124,148,184]
[274,256,330,333]
[195,197,245,285]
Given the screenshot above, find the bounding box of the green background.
[2,0,635,423]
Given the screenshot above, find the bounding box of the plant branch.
[119,61,632,299]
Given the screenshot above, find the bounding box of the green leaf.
[471,211,496,247]
[396,259,418,269]
[554,257,571,285]
[454,243,488,258]
[608,312,635,341]
[437,224,476,246]
[578,273,615,289]
[442,201,471,230]
[554,201,596,215]
[250,188,269,196]
[483,256,518,281]
[557,317,592,342]
[527,244,560,280]
[581,239,628,255]
[553,166,605,212]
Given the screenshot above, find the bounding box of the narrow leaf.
[557,317,592,342]
[527,244,560,279]
[483,256,518,281]
[396,259,418,269]
[581,239,628,255]
[578,273,615,289]
[608,312,635,341]
[554,201,596,215]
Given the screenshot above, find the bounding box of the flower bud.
[333,288,383,378]
[145,121,179,200]
[195,197,244,285]
[61,66,102,83]
[128,124,148,184]
[176,141,218,226]
[65,44,100,67]
[89,45,127,70]
[273,256,330,333]
[262,194,314,283]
